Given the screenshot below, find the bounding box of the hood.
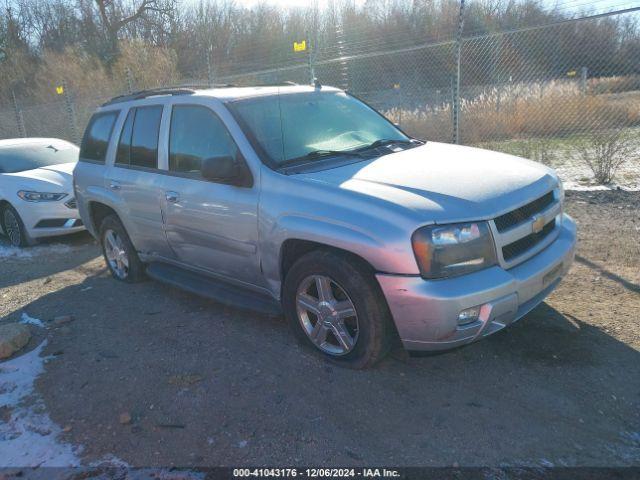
[296,142,559,224]
[8,162,76,190]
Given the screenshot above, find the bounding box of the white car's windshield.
[0,141,78,174]
[229,90,410,167]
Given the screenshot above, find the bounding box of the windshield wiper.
[358,138,418,151]
[279,149,364,168]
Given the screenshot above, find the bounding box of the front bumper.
[13,198,85,239]
[377,213,577,351]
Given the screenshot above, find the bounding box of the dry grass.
[387,79,640,145]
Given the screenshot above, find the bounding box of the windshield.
[0,141,78,174]
[228,90,409,167]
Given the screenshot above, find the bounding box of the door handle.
[165,191,180,203]
[109,180,121,191]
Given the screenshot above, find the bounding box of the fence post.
[308,44,316,85]
[62,80,79,144]
[126,66,135,94]
[207,46,215,86]
[452,0,465,144]
[11,91,27,138]
[580,66,588,94]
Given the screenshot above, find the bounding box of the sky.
[231,0,638,13]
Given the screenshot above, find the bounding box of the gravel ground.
[0,191,639,468]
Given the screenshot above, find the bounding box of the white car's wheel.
[1,205,30,247]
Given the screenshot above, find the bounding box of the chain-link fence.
[3,6,639,187]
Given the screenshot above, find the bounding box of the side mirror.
[201,155,238,182]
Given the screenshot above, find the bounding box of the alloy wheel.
[296,275,359,356]
[104,229,129,279]
[3,209,22,247]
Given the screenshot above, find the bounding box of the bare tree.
[94,0,174,53]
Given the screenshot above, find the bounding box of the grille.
[494,191,555,232]
[502,218,556,261]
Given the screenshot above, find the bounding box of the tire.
[1,204,33,247]
[99,214,145,282]
[282,249,394,369]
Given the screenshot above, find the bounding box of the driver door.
[160,103,261,287]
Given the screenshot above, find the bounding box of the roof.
[192,84,341,101]
[101,84,342,107]
[0,138,77,149]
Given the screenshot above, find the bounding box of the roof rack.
[101,84,237,106]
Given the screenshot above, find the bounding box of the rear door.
[105,104,173,258]
[160,102,261,286]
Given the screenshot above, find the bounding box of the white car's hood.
[298,142,559,223]
[5,162,76,191]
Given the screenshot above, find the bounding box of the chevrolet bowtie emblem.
[531,215,545,234]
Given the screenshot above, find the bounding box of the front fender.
[261,213,416,298]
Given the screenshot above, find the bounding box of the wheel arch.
[88,201,119,234]
[280,239,377,288]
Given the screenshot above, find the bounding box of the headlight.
[17,191,68,202]
[411,221,497,279]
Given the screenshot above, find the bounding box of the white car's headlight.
[411,221,497,279]
[17,191,68,202]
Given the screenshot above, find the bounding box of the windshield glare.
[0,141,78,174]
[230,91,408,166]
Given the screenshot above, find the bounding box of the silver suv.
[74,84,577,368]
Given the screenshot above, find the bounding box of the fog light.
[458,305,481,326]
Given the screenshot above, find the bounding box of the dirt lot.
[1,191,639,468]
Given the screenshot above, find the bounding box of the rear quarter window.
[80,111,119,163]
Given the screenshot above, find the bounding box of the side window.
[130,105,162,169]
[169,105,238,176]
[115,109,134,165]
[79,111,118,163]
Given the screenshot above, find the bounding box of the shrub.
[574,128,638,184]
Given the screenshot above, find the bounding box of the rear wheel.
[1,205,31,247]
[99,215,145,282]
[283,250,394,369]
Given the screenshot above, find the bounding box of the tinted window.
[0,140,78,173]
[130,106,162,169]
[116,109,134,165]
[80,111,118,162]
[169,105,238,176]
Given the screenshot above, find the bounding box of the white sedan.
[0,138,84,247]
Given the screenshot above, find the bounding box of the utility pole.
[452,0,465,144]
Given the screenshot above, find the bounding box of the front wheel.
[99,214,145,282]
[1,205,32,247]
[282,250,394,369]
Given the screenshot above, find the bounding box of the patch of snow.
[0,242,73,259]
[88,454,130,468]
[0,340,81,467]
[20,312,46,328]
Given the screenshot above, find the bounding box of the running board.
[146,262,282,316]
